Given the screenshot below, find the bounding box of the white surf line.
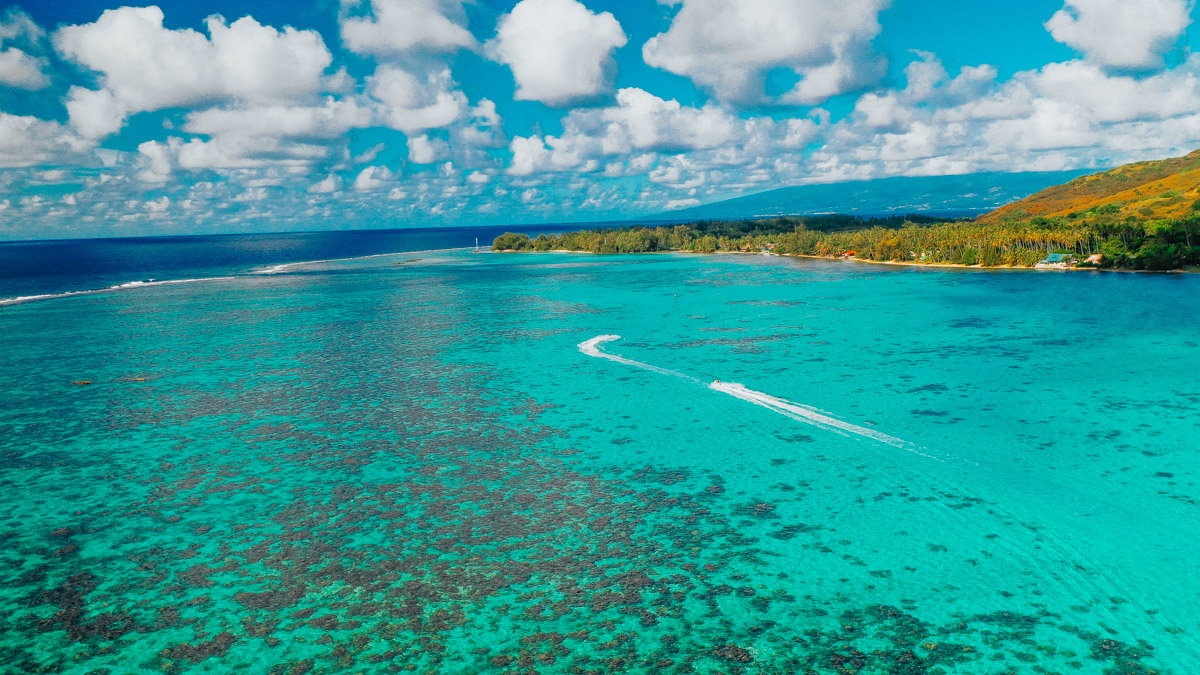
[0,276,236,307]
[579,334,940,460]
[253,247,473,274]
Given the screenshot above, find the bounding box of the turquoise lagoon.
[0,249,1197,673]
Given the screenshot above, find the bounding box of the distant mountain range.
[980,150,1200,224]
[650,170,1095,222]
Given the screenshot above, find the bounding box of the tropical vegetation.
[494,150,1200,271]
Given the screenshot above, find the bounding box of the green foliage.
[492,232,532,250]
[1134,243,1180,270]
[500,211,1192,270]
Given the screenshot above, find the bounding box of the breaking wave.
[0,277,234,307]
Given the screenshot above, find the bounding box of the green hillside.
[982,150,1200,224]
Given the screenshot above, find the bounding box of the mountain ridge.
[649,170,1094,222]
[980,150,1200,224]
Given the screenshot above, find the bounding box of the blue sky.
[1,0,1198,239]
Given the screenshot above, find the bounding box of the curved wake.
[579,334,937,459]
[578,335,703,383]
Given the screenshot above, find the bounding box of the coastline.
[495,248,1198,274]
[790,253,1198,274]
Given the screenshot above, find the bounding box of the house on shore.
[1035,253,1075,269]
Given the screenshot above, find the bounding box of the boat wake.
[709,381,940,460]
[579,334,938,459]
[578,335,703,384]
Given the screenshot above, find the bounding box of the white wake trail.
[709,381,941,461]
[579,334,938,459]
[577,335,703,384]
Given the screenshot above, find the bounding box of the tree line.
[493,214,1200,270]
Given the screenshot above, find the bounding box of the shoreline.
[493,248,1198,274]
[790,253,1198,274]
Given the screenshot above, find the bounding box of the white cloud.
[594,88,737,153]
[0,7,44,44]
[54,6,332,137]
[231,187,268,202]
[137,138,175,182]
[0,8,49,89]
[134,98,373,174]
[823,52,1200,179]
[144,196,170,212]
[1045,0,1192,71]
[487,0,627,107]
[643,0,888,105]
[368,65,466,133]
[407,134,449,163]
[504,88,806,177]
[507,135,555,176]
[341,0,475,57]
[308,174,341,193]
[181,98,372,140]
[454,99,505,150]
[0,47,48,89]
[0,113,90,169]
[354,165,396,191]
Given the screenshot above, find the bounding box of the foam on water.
[1,246,476,307]
[579,334,936,458]
[578,335,704,384]
[0,276,235,306]
[708,381,942,461]
[252,247,472,274]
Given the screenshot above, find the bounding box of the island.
[494,150,1200,272]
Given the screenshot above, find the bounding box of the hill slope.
[652,170,1092,222]
[980,149,1200,223]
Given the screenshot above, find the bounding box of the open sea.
[1,228,1198,674]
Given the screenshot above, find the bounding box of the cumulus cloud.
[0,47,49,89]
[0,113,90,168]
[341,0,475,57]
[144,196,170,212]
[487,0,627,106]
[824,52,1200,179]
[1045,0,1192,72]
[643,0,888,105]
[0,7,43,43]
[308,174,341,193]
[135,98,373,176]
[354,165,396,191]
[53,6,332,137]
[408,134,449,163]
[0,7,49,89]
[368,65,466,133]
[505,87,817,177]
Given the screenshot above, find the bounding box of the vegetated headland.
[493,150,1200,272]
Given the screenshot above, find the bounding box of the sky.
[1,0,1199,240]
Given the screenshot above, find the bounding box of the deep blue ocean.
[1,229,1197,673]
[0,224,563,302]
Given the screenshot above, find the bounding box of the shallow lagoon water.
[0,249,1197,673]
